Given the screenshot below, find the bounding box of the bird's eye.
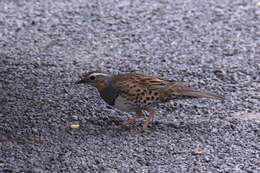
[89,76,95,80]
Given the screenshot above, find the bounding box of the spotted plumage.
[76,71,225,132]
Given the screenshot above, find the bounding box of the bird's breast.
[99,85,118,106]
[113,95,139,112]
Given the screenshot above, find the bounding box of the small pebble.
[192,148,205,155]
[71,115,79,120]
[214,69,226,77]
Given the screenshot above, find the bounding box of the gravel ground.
[0,0,260,172]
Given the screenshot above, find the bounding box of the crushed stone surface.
[0,0,259,172]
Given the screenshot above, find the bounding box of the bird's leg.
[142,109,155,132]
[110,111,144,129]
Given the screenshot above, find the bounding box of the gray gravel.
[0,0,260,172]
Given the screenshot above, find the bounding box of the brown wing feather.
[114,73,170,92]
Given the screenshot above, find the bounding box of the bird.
[76,70,225,132]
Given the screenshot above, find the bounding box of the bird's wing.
[111,73,176,106]
[114,73,172,92]
[113,73,225,101]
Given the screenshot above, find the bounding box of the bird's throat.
[94,82,106,91]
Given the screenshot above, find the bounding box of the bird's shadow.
[78,116,144,136]
[75,115,207,138]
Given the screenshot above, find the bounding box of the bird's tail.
[169,85,225,100]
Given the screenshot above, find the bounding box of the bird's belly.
[113,95,139,112]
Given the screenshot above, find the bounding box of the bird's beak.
[75,79,85,84]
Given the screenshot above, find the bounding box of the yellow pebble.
[70,124,80,129]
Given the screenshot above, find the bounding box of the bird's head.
[76,71,113,90]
